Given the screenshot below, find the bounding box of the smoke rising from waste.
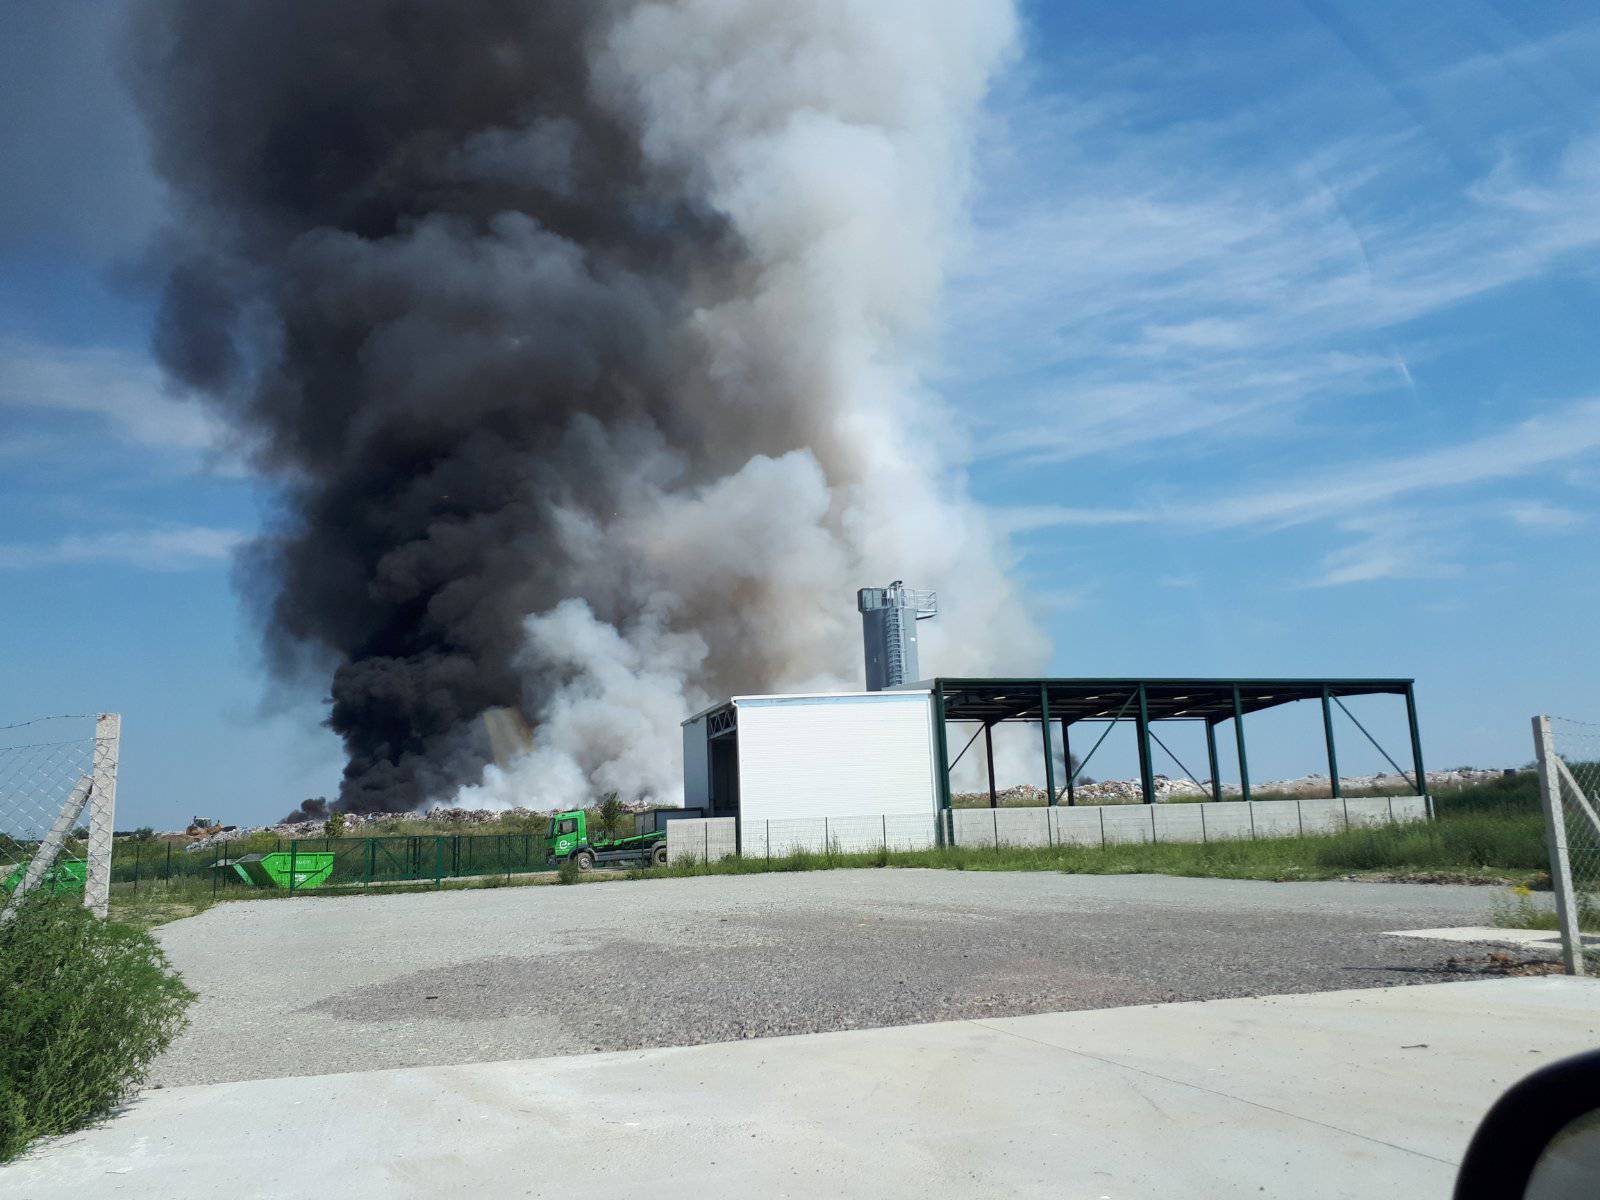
[131,0,1045,815]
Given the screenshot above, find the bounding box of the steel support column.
[1232,684,1251,803]
[1040,684,1057,806]
[1062,718,1076,806]
[1405,683,1428,811]
[984,720,997,809]
[933,683,953,844]
[1321,686,1342,800]
[1205,719,1221,802]
[1135,684,1155,805]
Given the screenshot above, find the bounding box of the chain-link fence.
[0,714,119,921]
[1533,715,1600,975]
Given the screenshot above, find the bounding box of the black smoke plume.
[130,0,1039,815]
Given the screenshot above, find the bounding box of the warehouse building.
[675,584,1430,858]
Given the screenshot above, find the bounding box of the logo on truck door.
[554,816,578,853]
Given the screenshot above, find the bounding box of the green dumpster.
[217,851,335,890]
[209,857,258,886]
[2,858,87,895]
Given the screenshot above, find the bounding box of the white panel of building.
[734,691,937,825]
[681,715,710,810]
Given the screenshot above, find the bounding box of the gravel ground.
[151,869,1507,1086]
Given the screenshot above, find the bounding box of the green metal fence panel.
[104,825,558,901]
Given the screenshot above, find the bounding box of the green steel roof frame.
[923,676,1425,810]
[929,676,1412,723]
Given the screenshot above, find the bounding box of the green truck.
[545,807,706,871]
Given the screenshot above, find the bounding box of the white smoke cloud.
[466,0,1047,812]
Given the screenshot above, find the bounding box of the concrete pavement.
[7,977,1597,1199]
[1385,925,1600,956]
[148,869,1509,1085]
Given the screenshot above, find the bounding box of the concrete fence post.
[1533,715,1585,976]
[84,712,120,918]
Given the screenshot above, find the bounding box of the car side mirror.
[1455,1048,1600,1200]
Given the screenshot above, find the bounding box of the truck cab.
[547,812,586,861]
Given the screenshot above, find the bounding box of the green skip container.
[1,858,87,895]
[217,851,336,890]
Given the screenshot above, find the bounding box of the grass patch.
[100,863,622,921]
[0,896,193,1163]
[1491,887,1600,933]
[628,821,1547,887]
[631,781,1551,886]
[107,878,219,931]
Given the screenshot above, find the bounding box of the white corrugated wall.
[734,692,937,825]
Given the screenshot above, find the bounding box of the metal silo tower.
[856,581,938,690]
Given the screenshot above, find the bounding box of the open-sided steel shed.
[924,677,1426,810]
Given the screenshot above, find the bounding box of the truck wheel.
[573,849,596,872]
[652,844,668,866]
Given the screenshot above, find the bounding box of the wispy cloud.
[992,504,1151,535]
[1502,499,1586,530]
[1307,514,1462,588]
[962,26,1600,594]
[949,38,1600,466]
[1197,399,1600,531]
[0,526,245,571]
[994,396,1600,533]
[0,337,227,452]
[991,397,1597,586]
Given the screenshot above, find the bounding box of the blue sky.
[3,0,1598,828]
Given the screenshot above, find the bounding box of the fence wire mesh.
[0,715,117,918]
[1544,717,1600,973]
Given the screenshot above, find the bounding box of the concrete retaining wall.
[669,796,1427,863]
[665,817,739,863]
[740,813,940,858]
[949,795,1428,849]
